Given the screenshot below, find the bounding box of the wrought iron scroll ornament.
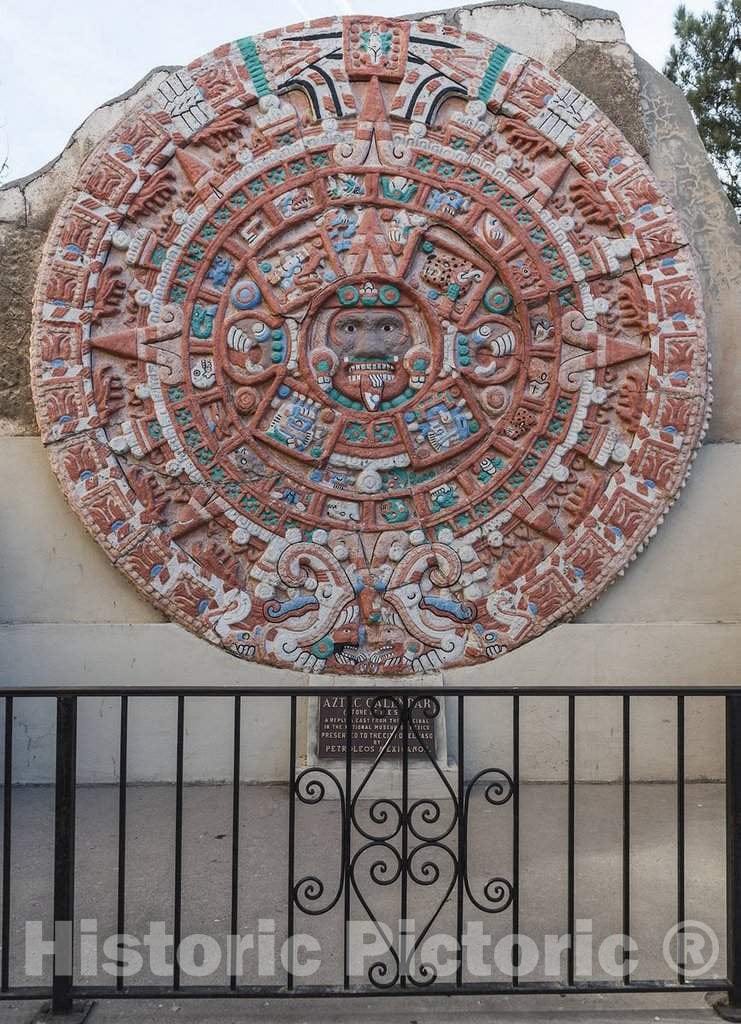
[31,16,709,675]
[293,696,515,988]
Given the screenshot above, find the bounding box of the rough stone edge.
[554,40,647,157]
[0,66,180,227]
[633,50,741,282]
[633,49,741,445]
[405,0,621,27]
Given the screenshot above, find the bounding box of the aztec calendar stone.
[31,16,710,676]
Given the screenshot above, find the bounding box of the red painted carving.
[30,16,709,676]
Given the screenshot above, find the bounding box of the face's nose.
[352,325,388,358]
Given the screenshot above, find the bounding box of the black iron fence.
[0,685,738,1018]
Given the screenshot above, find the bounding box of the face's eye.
[344,323,356,333]
[382,323,393,333]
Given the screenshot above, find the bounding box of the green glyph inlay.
[477,44,513,102]
[236,37,271,97]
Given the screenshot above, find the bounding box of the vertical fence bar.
[622,695,631,985]
[676,695,686,985]
[343,696,353,991]
[400,696,409,988]
[1,697,13,993]
[286,696,297,992]
[230,695,241,990]
[512,695,520,988]
[456,696,465,988]
[52,695,77,1014]
[726,694,741,1012]
[567,695,576,987]
[116,696,128,992]
[172,696,185,991]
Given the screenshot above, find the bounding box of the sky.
[0,0,711,184]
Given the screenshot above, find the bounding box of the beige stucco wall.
[0,0,739,781]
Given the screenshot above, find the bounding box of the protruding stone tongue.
[360,372,385,411]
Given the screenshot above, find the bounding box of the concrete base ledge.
[0,622,731,784]
[1,622,738,688]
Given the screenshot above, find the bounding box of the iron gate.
[0,685,738,1018]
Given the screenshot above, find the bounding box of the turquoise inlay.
[236,37,271,97]
[477,44,513,102]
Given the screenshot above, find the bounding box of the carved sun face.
[328,308,412,410]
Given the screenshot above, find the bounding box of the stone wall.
[1,0,739,782]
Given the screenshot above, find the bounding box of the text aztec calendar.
[31,17,709,676]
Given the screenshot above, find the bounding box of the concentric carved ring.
[31,16,709,676]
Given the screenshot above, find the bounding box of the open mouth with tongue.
[329,308,411,411]
[345,358,398,410]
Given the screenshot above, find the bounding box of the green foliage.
[664,0,741,216]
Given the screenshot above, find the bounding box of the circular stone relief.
[31,16,709,676]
